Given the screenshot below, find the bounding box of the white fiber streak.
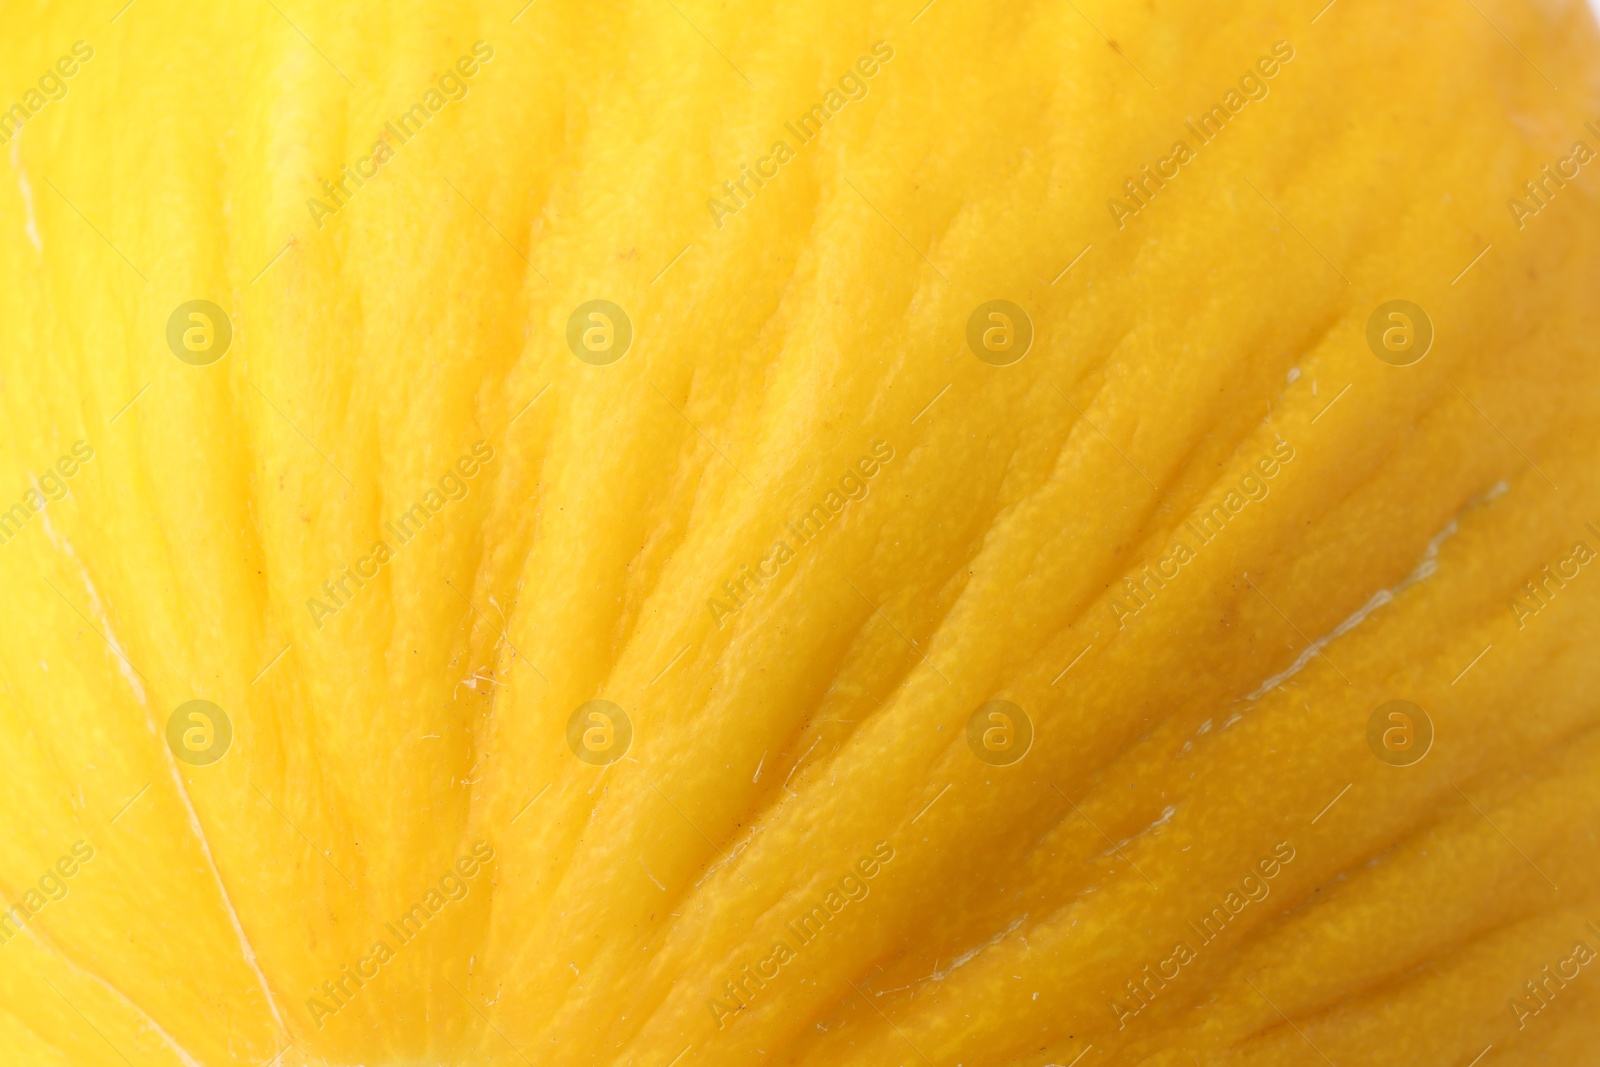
[10,137,43,252]
[16,922,207,1067]
[927,913,1028,983]
[41,517,291,1037]
[1243,481,1507,702]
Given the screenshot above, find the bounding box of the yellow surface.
[2,1,1599,1064]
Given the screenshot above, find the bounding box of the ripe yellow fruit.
[3,0,1599,1064]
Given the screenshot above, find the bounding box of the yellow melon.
[3,0,1599,1064]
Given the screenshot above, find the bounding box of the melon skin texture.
[2,0,1600,1065]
